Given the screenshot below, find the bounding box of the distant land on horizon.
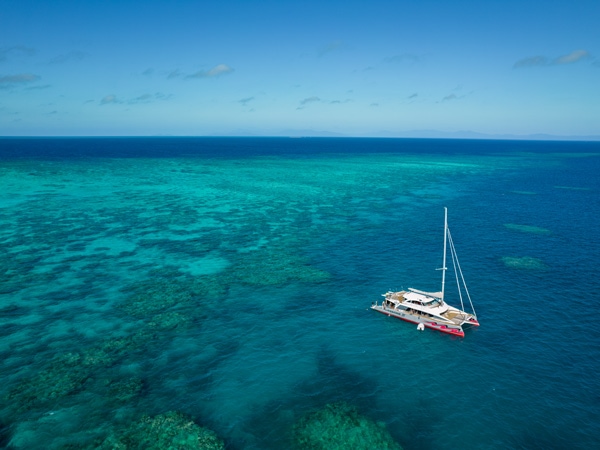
[175,129,600,141]
[372,129,600,141]
[3,131,600,142]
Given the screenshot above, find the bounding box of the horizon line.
[1,134,600,142]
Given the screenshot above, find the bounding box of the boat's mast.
[441,207,448,300]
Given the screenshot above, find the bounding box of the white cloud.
[0,45,35,62]
[238,96,254,106]
[383,53,420,64]
[555,49,590,64]
[513,55,548,68]
[0,73,40,84]
[167,69,183,79]
[100,94,119,105]
[26,84,51,90]
[186,64,234,79]
[48,51,86,64]
[300,96,321,105]
[99,93,171,105]
[128,92,171,104]
[318,40,344,57]
[133,94,153,102]
[514,49,591,68]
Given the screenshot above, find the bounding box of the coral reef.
[504,223,551,235]
[6,352,92,412]
[5,334,146,413]
[501,256,548,270]
[231,244,330,286]
[5,271,223,415]
[119,278,194,317]
[105,377,144,403]
[147,311,190,331]
[119,271,227,318]
[293,402,402,450]
[95,411,225,450]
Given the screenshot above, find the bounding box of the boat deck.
[384,290,474,326]
[441,310,469,323]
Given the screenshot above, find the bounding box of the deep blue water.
[1,137,599,449]
[3,136,600,158]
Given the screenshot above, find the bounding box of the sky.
[1,0,599,137]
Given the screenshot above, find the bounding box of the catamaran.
[371,208,479,337]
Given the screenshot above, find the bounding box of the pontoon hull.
[371,305,465,337]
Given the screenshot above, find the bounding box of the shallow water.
[1,138,599,449]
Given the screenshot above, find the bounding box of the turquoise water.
[1,138,599,449]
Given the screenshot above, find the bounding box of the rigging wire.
[447,229,477,318]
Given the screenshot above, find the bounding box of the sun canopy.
[406,289,443,302]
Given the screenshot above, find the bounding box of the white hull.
[371,304,467,337]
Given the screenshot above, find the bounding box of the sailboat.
[371,207,479,337]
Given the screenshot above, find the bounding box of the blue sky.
[1,0,599,137]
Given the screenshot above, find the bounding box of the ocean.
[1,137,599,449]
